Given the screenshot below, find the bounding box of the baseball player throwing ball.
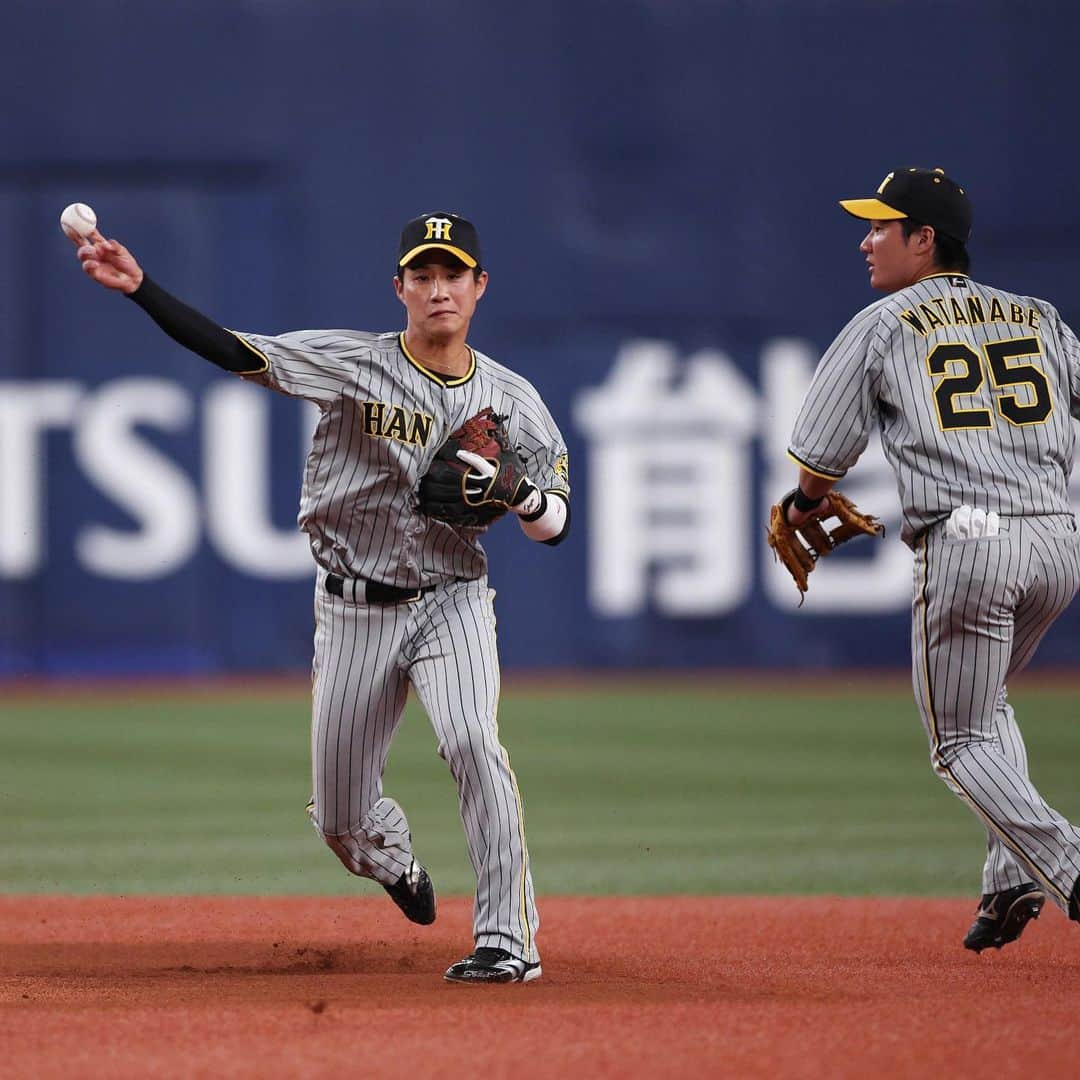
[769,168,1080,952]
[70,210,570,984]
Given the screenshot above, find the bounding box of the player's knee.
[307,813,334,844]
[310,819,364,876]
[306,803,350,861]
[931,730,993,771]
[322,833,357,872]
[930,744,961,778]
[437,724,497,770]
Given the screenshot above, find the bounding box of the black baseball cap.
[397,212,482,271]
[839,167,972,243]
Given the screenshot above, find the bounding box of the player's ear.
[393,274,405,302]
[474,270,489,301]
[914,225,935,253]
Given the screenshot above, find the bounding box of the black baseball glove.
[418,407,532,528]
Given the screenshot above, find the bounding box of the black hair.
[901,218,971,273]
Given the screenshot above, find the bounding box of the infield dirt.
[2,895,1077,1078]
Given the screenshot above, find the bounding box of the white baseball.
[60,203,97,240]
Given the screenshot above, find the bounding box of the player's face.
[858,220,929,292]
[394,254,488,340]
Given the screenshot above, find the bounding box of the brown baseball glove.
[418,407,530,529]
[766,489,884,604]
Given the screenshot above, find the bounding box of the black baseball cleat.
[383,858,436,925]
[963,883,1045,953]
[444,947,541,984]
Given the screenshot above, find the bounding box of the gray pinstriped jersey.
[235,329,569,585]
[790,273,1080,544]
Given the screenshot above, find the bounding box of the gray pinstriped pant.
[306,576,539,963]
[912,514,1080,909]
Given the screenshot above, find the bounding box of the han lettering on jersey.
[899,293,1042,338]
[361,401,435,447]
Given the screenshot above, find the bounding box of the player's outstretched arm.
[68,226,264,375]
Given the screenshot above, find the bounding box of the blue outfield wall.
[2,1,1080,675]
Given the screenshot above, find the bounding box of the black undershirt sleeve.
[127,274,266,374]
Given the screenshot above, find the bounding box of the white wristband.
[518,491,568,542]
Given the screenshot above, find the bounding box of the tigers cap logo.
[424,216,453,241]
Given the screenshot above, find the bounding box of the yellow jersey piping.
[501,746,533,957]
[226,330,270,375]
[398,332,476,388]
[916,271,971,283]
[786,450,845,480]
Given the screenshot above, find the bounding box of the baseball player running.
[777,168,1080,952]
[71,211,570,984]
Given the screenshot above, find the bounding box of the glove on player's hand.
[418,407,533,528]
[454,450,537,511]
[766,489,884,604]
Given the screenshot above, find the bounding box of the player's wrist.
[518,489,568,542]
[123,267,145,295]
[126,272,153,302]
[510,479,544,518]
[792,487,823,513]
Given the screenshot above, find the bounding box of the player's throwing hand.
[69,227,144,295]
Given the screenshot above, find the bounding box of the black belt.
[325,573,444,605]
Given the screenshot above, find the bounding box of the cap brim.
[398,243,478,269]
[838,198,907,222]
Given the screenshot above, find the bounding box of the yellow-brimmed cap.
[839,168,972,241]
[838,198,908,221]
[397,212,481,270]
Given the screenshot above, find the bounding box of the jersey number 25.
[926,336,1053,431]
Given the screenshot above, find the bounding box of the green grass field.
[2,680,1077,897]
